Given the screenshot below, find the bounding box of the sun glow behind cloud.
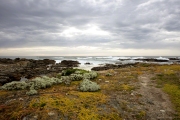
[60,24,110,38]
[0,0,179,56]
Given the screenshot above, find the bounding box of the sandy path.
[137,74,174,119]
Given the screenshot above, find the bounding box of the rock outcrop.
[91,63,138,71]
[0,58,80,85]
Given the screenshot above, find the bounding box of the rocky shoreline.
[118,57,180,62]
[0,58,180,119]
[0,58,80,85]
[0,57,180,85]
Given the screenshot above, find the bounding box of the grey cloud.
[0,0,180,52]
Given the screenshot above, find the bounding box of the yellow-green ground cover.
[0,63,180,119]
[152,65,180,117]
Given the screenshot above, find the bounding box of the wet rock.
[134,58,170,62]
[84,62,92,65]
[0,58,83,84]
[91,63,138,71]
[169,57,180,60]
[0,58,59,85]
[91,66,109,71]
[138,58,156,62]
[154,59,169,62]
[59,60,80,67]
[0,58,14,64]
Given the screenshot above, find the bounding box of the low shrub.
[79,79,100,92]
[0,69,99,94]
[1,81,28,90]
[61,76,72,85]
[70,74,83,81]
[29,76,63,89]
[61,69,77,76]
[26,89,38,95]
[83,71,98,79]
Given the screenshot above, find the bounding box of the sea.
[0,56,180,70]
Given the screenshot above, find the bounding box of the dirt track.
[137,74,174,119]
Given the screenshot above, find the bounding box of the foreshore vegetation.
[0,63,180,119]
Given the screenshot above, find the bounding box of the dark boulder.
[154,59,169,62]
[84,62,92,65]
[60,60,80,67]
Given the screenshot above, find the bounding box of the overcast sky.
[0,0,179,56]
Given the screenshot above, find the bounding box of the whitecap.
[118,57,131,60]
[95,56,113,59]
[155,57,169,60]
[132,57,146,59]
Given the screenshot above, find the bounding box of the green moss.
[61,68,89,76]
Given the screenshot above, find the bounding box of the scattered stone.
[48,111,55,116]
[160,110,166,113]
[147,99,154,105]
[19,98,24,101]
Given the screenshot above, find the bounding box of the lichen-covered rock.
[79,79,100,92]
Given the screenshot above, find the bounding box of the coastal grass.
[0,63,180,119]
[151,65,180,117]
